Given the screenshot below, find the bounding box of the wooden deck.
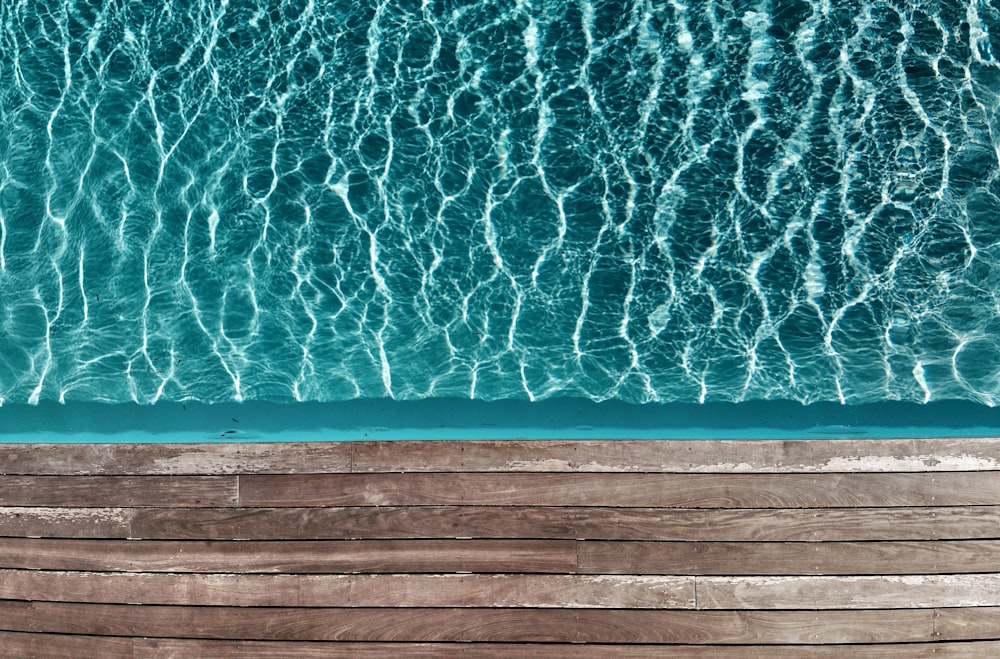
[2,438,1000,657]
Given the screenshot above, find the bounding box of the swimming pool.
[1,1,999,438]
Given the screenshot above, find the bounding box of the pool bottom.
[1,398,999,443]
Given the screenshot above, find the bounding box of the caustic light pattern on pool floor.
[1,1,999,405]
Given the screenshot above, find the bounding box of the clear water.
[1,1,999,413]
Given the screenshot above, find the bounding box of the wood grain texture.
[0,506,132,538]
[237,472,1000,507]
[933,606,1000,641]
[133,640,689,658]
[6,439,1000,476]
[8,504,997,542]
[577,540,1000,575]
[129,505,1000,541]
[11,538,999,576]
[4,634,999,659]
[0,537,577,573]
[696,574,1000,609]
[0,631,133,658]
[0,571,696,608]
[10,569,998,611]
[0,475,237,507]
[351,438,1000,473]
[0,443,352,475]
[124,639,1000,658]
[0,601,937,643]
[4,439,996,653]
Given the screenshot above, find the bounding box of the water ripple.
[1,0,998,406]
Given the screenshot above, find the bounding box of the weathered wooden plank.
[0,601,936,643]
[6,505,993,542]
[4,439,998,475]
[0,537,577,573]
[129,505,1000,541]
[697,575,1000,609]
[129,639,1000,658]
[0,631,133,658]
[238,472,1000,508]
[0,571,696,608]
[0,443,352,475]
[352,438,1000,473]
[0,476,237,507]
[10,569,998,611]
[0,507,133,538]
[135,639,674,658]
[4,634,997,659]
[934,606,1000,641]
[577,540,1000,575]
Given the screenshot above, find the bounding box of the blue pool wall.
[2,399,999,443]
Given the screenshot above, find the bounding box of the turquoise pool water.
[2,399,999,442]
[1,1,999,439]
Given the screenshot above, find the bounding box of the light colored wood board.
[0,507,132,538]
[696,574,1000,609]
[0,602,936,643]
[3,438,997,476]
[577,540,1000,575]
[0,476,237,507]
[0,437,1000,476]
[0,537,577,573]
[237,472,1000,508]
[934,607,1000,641]
[128,505,1000,541]
[0,631,133,658]
[128,639,1000,658]
[0,571,696,608]
[0,443,352,475]
[351,438,1000,473]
